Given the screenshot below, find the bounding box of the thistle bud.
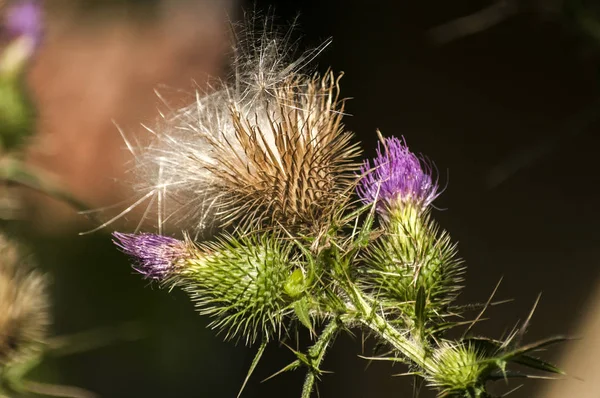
[0,234,49,367]
[124,22,360,235]
[428,341,488,397]
[359,137,462,329]
[358,136,438,220]
[181,234,293,344]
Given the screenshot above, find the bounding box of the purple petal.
[4,1,43,46]
[113,232,187,281]
[357,137,438,214]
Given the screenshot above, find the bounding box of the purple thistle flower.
[4,0,43,47]
[357,136,439,214]
[113,232,189,281]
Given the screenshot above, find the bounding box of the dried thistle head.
[122,16,360,236]
[210,71,360,230]
[0,234,49,367]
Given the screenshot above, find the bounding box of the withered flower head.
[125,18,360,235]
[0,234,49,367]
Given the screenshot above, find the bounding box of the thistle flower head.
[3,0,42,46]
[122,17,360,235]
[358,136,438,216]
[113,232,193,281]
[0,234,49,367]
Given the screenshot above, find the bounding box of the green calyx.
[361,207,465,333]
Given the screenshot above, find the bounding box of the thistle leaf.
[414,286,427,335]
[511,355,564,375]
[500,336,568,359]
[237,340,268,398]
[293,298,314,334]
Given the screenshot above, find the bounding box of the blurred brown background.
[9,0,600,397]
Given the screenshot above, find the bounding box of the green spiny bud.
[180,233,294,345]
[361,209,464,329]
[427,341,489,397]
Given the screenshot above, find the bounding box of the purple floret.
[113,232,187,281]
[357,137,438,214]
[4,0,43,46]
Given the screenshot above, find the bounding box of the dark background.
[11,0,600,397]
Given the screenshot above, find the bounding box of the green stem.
[0,156,90,213]
[300,319,340,398]
[347,285,436,375]
[47,320,143,357]
[22,380,97,398]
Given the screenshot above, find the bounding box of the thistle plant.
[113,17,565,398]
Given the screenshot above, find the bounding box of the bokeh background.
[3,0,600,396]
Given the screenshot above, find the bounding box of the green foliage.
[137,197,563,397]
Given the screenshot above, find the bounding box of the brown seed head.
[126,20,361,235]
[207,71,361,230]
[0,234,49,367]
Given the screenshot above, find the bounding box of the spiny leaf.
[262,359,301,383]
[487,369,562,381]
[356,354,411,365]
[414,286,427,335]
[293,298,314,334]
[499,336,569,363]
[466,335,566,375]
[511,355,564,375]
[237,340,268,398]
